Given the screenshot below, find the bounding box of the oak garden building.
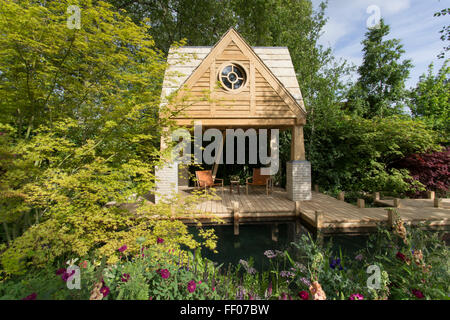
[155,28,311,204]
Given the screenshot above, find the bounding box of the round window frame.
[217,62,248,93]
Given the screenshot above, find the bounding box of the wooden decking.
[375,198,450,209]
[179,187,450,235]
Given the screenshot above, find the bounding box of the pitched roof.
[161,46,305,113]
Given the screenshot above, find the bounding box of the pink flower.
[349,293,364,300]
[298,290,309,300]
[79,260,88,269]
[187,280,196,293]
[118,245,127,252]
[159,269,170,279]
[412,289,425,299]
[121,273,130,282]
[61,269,76,282]
[212,287,215,292]
[157,237,164,244]
[100,286,110,297]
[396,251,406,262]
[22,293,37,300]
[198,280,202,284]
[265,282,272,298]
[56,268,66,275]
[279,292,290,300]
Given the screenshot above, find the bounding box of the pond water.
[188,222,369,272]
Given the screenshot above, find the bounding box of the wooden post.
[315,210,324,244]
[393,198,401,208]
[315,210,323,229]
[357,199,365,208]
[295,201,302,234]
[434,198,442,208]
[314,184,319,193]
[295,201,301,217]
[271,224,279,242]
[427,191,435,200]
[386,208,395,229]
[291,125,305,161]
[373,192,380,201]
[233,201,240,236]
[337,192,345,201]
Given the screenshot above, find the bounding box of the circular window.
[219,63,247,91]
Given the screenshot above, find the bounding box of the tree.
[409,60,450,141]
[308,115,439,194]
[0,0,215,275]
[347,19,413,118]
[434,7,450,59]
[108,0,236,54]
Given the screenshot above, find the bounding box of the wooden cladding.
[170,29,305,124]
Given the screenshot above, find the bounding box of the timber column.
[286,125,311,201]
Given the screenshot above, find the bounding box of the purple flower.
[300,277,311,287]
[264,250,276,259]
[279,292,291,300]
[349,293,364,300]
[280,270,295,278]
[159,269,170,279]
[100,286,110,297]
[412,289,425,299]
[239,259,256,275]
[22,293,37,300]
[157,237,164,244]
[265,282,272,298]
[298,290,309,300]
[355,254,363,261]
[396,251,406,262]
[56,268,66,275]
[187,280,196,293]
[121,273,130,282]
[330,258,343,270]
[61,269,76,282]
[236,286,245,300]
[118,245,127,252]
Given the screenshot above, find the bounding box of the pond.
[189,222,369,272]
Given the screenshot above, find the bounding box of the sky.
[311,0,448,88]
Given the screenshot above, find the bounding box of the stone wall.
[155,162,178,203]
[286,160,311,201]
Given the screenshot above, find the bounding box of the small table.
[230,180,240,194]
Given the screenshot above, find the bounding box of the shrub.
[1,221,447,300]
[392,147,449,197]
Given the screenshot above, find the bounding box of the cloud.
[312,0,444,88]
[320,19,351,47]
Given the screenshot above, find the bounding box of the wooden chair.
[195,170,224,195]
[246,168,273,195]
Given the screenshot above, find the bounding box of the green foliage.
[362,218,449,299]
[409,60,450,142]
[108,0,236,54]
[434,7,450,59]
[347,19,413,118]
[308,113,438,194]
[0,0,216,275]
[1,223,447,300]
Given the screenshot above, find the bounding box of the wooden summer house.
[156,28,311,203]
